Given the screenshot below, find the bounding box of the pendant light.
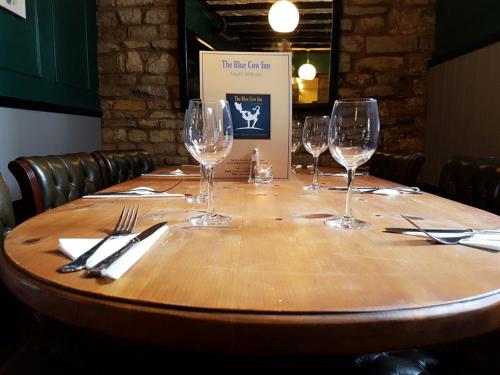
[268,1,299,33]
[298,51,317,80]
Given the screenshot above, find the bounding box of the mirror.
[178,0,341,111]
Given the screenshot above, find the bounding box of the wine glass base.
[324,217,370,229]
[189,213,232,226]
[303,183,325,190]
[186,194,207,203]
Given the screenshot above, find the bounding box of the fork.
[355,186,421,194]
[400,214,474,245]
[57,205,139,273]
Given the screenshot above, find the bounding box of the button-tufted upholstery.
[369,152,426,186]
[438,156,500,215]
[9,152,102,218]
[0,174,15,239]
[92,149,154,188]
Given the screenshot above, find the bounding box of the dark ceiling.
[203,0,334,51]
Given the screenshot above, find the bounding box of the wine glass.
[325,98,380,229]
[184,99,234,226]
[291,120,303,173]
[184,102,208,203]
[302,115,329,190]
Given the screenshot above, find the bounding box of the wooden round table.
[2,170,500,354]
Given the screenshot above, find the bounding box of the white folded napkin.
[372,188,405,196]
[358,187,419,195]
[403,231,500,251]
[142,170,200,177]
[83,187,185,199]
[58,225,169,279]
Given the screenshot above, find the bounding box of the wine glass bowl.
[326,98,380,229]
[302,115,329,190]
[184,102,208,203]
[184,99,234,226]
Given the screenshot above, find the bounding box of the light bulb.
[298,63,316,80]
[268,1,300,33]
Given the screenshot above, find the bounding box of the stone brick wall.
[97,0,435,166]
[97,0,188,166]
[338,0,435,153]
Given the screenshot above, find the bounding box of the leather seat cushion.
[369,152,425,186]
[100,150,154,185]
[0,174,14,238]
[19,153,102,211]
[438,156,500,215]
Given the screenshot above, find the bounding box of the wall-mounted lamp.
[268,1,299,33]
[298,51,316,80]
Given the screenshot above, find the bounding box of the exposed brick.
[149,129,176,143]
[125,51,143,73]
[116,0,153,5]
[341,19,353,32]
[341,36,365,53]
[345,72,373,87]
[355,56,404,72]
[128,129,148,143]
[113,100,146,111]
[97,11,118,27]
[366,36,418,53]
[128,25,158,41]
[122,40,149,49]
[146,54,173,74]
[145,9,169,24]
[389,8,435,35]
[98,0,434,162]
[152,39,176,49]
[118,8,142,24]
[134,85,169,97]
[362,84,395,97]
[355,16,385,34]
[344,6,388,16]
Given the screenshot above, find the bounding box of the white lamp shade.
[298,63,317,80]
[268,1,300,33]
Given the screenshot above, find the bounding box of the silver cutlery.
[385,227,500,235]
[328,186,421,194]
[319,172,369,177]
[400,214,474,245]
[86,221,167,278]
[58,205,139,273]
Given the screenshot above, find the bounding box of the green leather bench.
[92,149,155,188]
[438,155,500,215]
[8,152,102,218]
[368,152,426,186]
[0,173,14,243]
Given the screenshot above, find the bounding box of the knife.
[385,227,500,234]
[86,222,167,277]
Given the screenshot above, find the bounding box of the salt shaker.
[248,147,260,183]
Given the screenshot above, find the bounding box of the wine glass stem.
[207,165,215,217]
[199,164,207,196]
[344,168,355,219]
[313,155,319,186]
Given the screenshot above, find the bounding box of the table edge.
[2,248,500,354]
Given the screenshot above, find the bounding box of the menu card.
[200,51,292,179]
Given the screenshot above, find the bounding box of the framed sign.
[200,51,292,179]
[0,0,26,19]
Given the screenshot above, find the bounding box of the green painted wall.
[435,0,500,60]
[0,0,99,111]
